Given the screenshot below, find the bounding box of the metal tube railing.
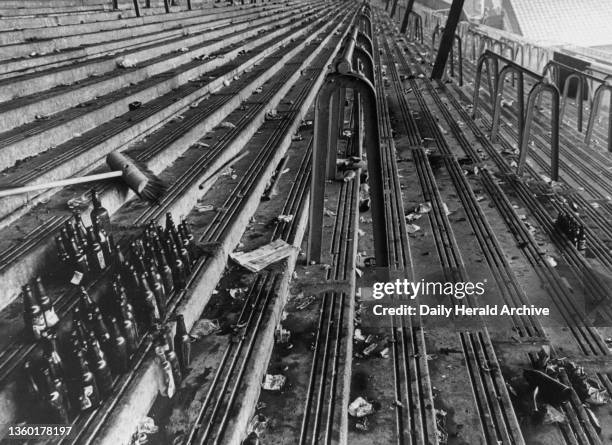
[517,82,561,181]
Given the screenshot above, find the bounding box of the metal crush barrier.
[308,4,389,267]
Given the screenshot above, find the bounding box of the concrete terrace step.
[0,5,251,80]
[0,3,260,62]
[0,3,232,46]
[0,4,304,179]
[0,5,283,97]
[0,2,302,134]
[83,17,351,443]
[0,0,323,315]
[0,7,347,439]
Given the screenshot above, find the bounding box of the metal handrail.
[517,82,561,181]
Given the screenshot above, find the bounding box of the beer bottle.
[157,248,174,294]
[148,266,166,317]
[108,317,129,374]
[165,349,182,384]
[73,210,89,243]
[93,310,112,352]
[86,332,113,397]
[90,189,111,234]
[577,226,587,254]
[120,301,139,355]
[41,332,64,378]
[34,277,59,330]
[77,286,95,314]
[165,213,178,242]
[56,235,71,264]
[86,227,107,273]
[68,237,90,276]
[169,244,187,289]
[75,350,100,411]
[92,219,113,264]
[154,346,175,398]
[41,368,69,424]
[23,284,46,340]
[174,314,191,375]
[23,360,41,402]
[140,273,160,328]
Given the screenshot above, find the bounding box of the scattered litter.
[230,239,297,272]
[354,329,366,341]
[220,121,236,129]
[442,202,451,216]
[254,87,263,94]
[415,202,432,214]
[116,57,137,68]
[229,288,247,300]
[276,214,294,223]
[275,325,291,344]
[476,195,486,202]
[178,47,189,52]
[380,347,389,358]
[129,417,158,445]
[223,79,231,87]
[324,208,336,217]
[190,319,220,338]
[343,170,356,182]
[195,204,214,213]
[292,134,304,141]
[129,101,142,111]
[406,224,421,234]
[543,255,557,268]
[294,292,316,310]
[261,374,286,391]
[405,213,422,222]
[35,114,49,120]
[348,397,374,418]
[195,142,209,148]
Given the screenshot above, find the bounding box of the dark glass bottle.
[41,368,69,424]
[169,244,187,289]
[23,360,41,401]
[174,314,191,375]
[41,332,64,378]
[34,277,59,330]
[108,317,129,374]
[75,351,100,411]
[165,349,182,384]
[140,273,160,328]
[90,189,111,235]
[78,286,95,314]
[86,332,113,398]
[148,266,166,317]
[23,284,46,340]
[73,210,89,243]
[86,227,107,273]
[120,302,139,355]
[157,250,174,294]
[68,237,90,275]
[56,235,71,265]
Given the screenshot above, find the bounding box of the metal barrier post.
[472,52,498,118]
[163,0,170,13]
[585,83,612,151]
[390,0,398,19]
[517,82,560,180]
[112,0,118,9]
[560,74,585,132]
[133,0,141,16]
[491,66,524,143]
[400,0,416,33]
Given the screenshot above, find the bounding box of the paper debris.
[261,374,286,391]
[406,224,421,234]
[190,319,220,338]
[348,397,374,418]
[116,57,137,68]
[230,239,297,272]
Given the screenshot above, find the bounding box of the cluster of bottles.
[21,188,196,423]
[22,278,60,340]
[23,285,190,423]
[55,189,114,282]
[555,210,586,254]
